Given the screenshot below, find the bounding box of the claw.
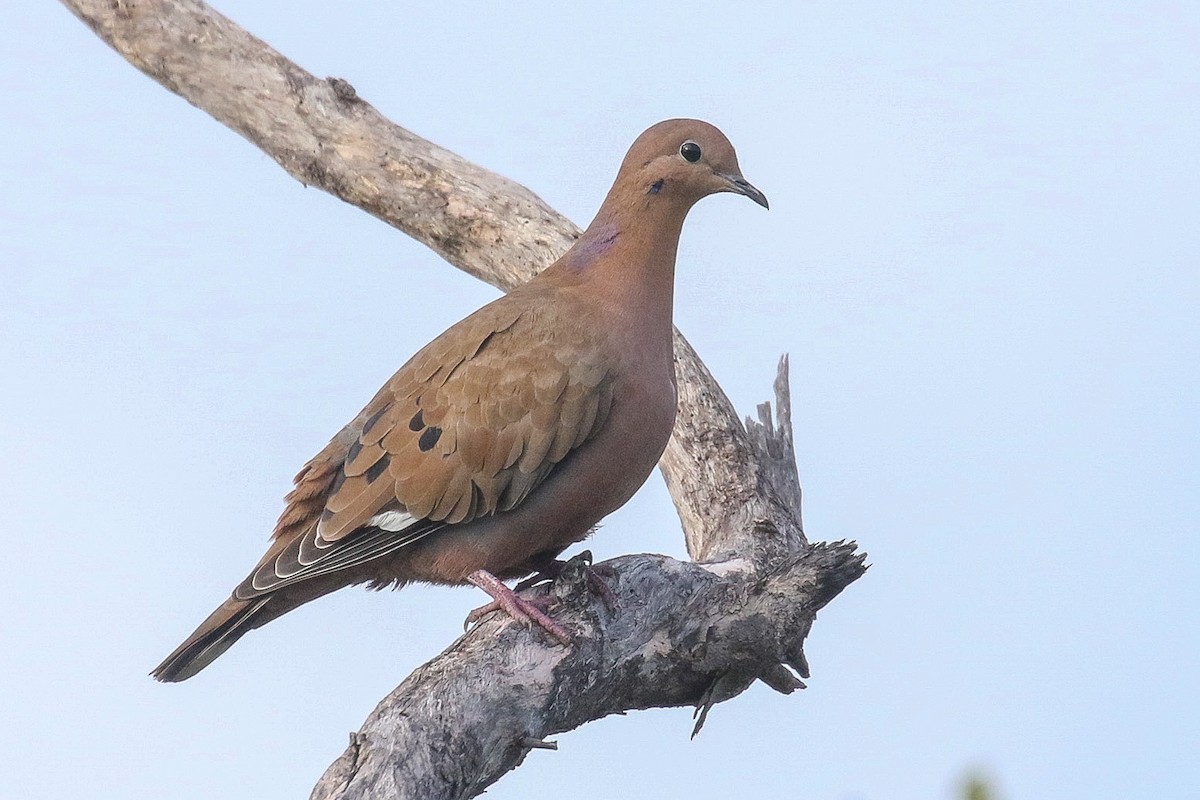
[464,599,500,631]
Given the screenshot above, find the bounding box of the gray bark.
[312,541,864,800]
[59,1,868,797]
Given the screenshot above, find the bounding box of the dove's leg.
[465,569,571,646]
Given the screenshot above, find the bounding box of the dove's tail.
[151,595,273,682]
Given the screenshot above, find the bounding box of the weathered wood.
[311,544,865,800]
[59,2,866,797]
[62,0,572,292]
[664,349,805,564]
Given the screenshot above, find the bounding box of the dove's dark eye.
[680,141,702,163]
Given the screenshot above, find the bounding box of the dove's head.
[616,118,769,211]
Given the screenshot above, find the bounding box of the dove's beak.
[721,174,770,209]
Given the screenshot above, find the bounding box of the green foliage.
[962,773,997,800]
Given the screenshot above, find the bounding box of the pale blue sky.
[2,2,1197,799]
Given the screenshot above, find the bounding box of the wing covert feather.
[251,293,617,596]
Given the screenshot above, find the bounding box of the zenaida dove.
[152,119,767,681]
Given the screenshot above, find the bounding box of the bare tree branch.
[312,543,865,800]
[59,1,866,797]
[63,0,571,291]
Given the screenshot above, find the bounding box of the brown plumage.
[152,119,767,681]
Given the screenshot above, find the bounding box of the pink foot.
[465,570,571,646]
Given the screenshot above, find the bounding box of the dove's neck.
[560,195,690,342]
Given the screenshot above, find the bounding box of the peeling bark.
[59,2,867,798]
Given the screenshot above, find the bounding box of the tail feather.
[152,596,271,682]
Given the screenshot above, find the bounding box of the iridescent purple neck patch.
[565,225,620,271]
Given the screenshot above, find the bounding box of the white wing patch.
[367,510,419,532]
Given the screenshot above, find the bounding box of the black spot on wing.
[365,452,391,482]
[409,409,424,431]
[418,426,442,452]
[346,439,363,463]
[363,405,388,436]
